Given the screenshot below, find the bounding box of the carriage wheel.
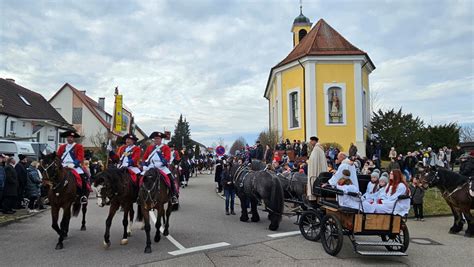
[381,221,409,252]
[321,214,344,256]
[299,211,322,242]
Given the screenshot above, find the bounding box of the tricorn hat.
[123,133,138,142]
[60,130,81,138]
[149,131,167,139]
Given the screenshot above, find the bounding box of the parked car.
[0,139,37,162]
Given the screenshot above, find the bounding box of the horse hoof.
[80,226,86,231]
[127,231,132,237]
[103,241,111,249]
[120,239,129,245]
[240,217,249,222]
[251,217,260,222]
[269,224,279,231]
[144,247,152,254]
[55,243,64,250]
[154,235,161,243]
[163,229,169,236]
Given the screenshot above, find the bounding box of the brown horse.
[136,168,173,253]
[93,168,138,248]
[419,166,474,237]
[40,152,89,249]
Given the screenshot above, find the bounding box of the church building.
[264,7,375,155]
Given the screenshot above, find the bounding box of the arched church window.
[298,29,307,42]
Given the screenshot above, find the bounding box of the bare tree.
[460,125,474,142]
[89,129,109,149]
[258,128,279,149]
[230,137,246,155]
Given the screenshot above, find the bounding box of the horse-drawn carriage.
[298,173,410,256]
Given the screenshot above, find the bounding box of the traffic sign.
[216,146,225,156]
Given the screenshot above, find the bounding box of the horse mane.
[250,159,266,171]
[438,167,468,188]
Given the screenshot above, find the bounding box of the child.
[335,169,360,210]
[362,172,388,213]
[362,170,380,201]
[410,177,425,221]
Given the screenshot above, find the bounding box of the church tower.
[291,2,312,47]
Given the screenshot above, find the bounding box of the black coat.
[264,148,273,163]
[255,144,264,160]
[220,169,234,190]
[215,163,223,183]
[460,158,474,177]
[15,162,28,189]
[3,165,18,197]
[301,144,308,157]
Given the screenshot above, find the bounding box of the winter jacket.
[214,163,223,183]
[25,167,42,198]
[220,169,234,190]
[410,184,425,205]
[0,165,5,191]
[255,144,264,161]
[387,161,400,172]
[3,164,18,197]
[15,162,28,190]
[460,158,474,177]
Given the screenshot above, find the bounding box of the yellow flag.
[114,94,123,133]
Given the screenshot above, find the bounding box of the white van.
[0,139,37,162]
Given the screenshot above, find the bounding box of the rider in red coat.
[57,130,88,204]
[109,134,142,184]
[142,131,178,204]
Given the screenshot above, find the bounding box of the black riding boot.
[80,174,88,204]
[167,174,179,205]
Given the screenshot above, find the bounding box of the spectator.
[272,160,283,174]
[410,177,425,221]
[282,163,291,174]
[389,147,397,160]
[295,140,301,157]
[2,157,18,214]
[459,154,474,177]
[404,152,418,179]
[255,141,264,161]
[264,144,273,164]
[273,151,281,163]
[215,160,223,193]
[221,161,236,215]
[301,142,308,157]
[349,143,358,157]
[387,158,401,172]
[282,152,289,164]
[15,154,28,209]
[25,161,42,213]
[0,154,6,212]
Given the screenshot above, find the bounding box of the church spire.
[292,0,312,47]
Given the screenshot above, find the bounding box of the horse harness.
[140,171,160,209]
[41,160,68,196]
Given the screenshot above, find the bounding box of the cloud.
[0,0,472,147]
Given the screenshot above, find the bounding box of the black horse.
[230,160,284,231]
[93,168,138,248]
[419,166,474,237]
[275,172,308,202]
[40,152,89,250]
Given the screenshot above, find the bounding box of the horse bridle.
[141,171,159,208]
[40,160,67,194]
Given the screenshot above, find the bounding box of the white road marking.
[149,211,186,250]
[267,231,301,238]
[168,242,231,256]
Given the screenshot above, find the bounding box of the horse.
[419,166,474,237]
[275,172,308,201]
[93,168,138,248]
[230,160,284,231]
[40,152,89,250]
[136,168,173,253]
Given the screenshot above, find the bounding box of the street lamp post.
[181,136,184,148]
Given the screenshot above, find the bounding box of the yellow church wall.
[269,80,277,131]
[315,63,356,152]
[281,66,305,142]
[362,68,369,90]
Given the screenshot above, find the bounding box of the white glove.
[67,163,75,169]
[106,144,113,152]
[121,161,129,168]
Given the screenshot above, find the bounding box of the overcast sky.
[1,0,473,147]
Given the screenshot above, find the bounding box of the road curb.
[0,207,50,227]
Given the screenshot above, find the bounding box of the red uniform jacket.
[142,144,171,164]
[111,145,141,167]
[57,143,84,166]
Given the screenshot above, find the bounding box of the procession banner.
[113,94,123,133]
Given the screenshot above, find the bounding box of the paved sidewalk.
[139,216,474,267]
[0,207,49,227]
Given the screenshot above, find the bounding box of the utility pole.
[182,136,184,148]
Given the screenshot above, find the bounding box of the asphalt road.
[0,173,299,266]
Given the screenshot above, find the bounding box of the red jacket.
[143,144,171,164]
[57,143,84,166]
[111,145,141,167]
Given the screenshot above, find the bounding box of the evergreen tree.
[370,108,424,158]
[424,123,460,150]
[169,114,192,150]
[194,144,201,158]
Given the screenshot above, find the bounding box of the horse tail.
[136,204,143,222]
[269,176,284,216]
[72,202,81,217]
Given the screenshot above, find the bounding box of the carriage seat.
[312,172,335,198]
[357,175,371,194]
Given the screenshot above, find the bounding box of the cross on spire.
[300,0,303,14]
